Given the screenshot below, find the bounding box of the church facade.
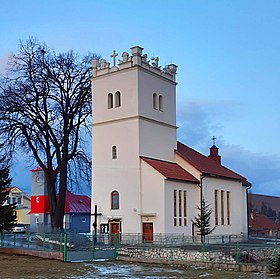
[91,46,251,239]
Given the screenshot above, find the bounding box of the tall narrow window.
[115,91,121,107]
[153,93,158,110]
[159,95,163,111]
[112,146,117,159]
[108,93,113,109]
[221,190,224,225]
[183,191,187,226]
[227,191,231,225]
[178,190,182,226]
[173,190,177,226]
[215,190,219,225]
[111,191,119,209]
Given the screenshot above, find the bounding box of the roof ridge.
[176,141,248,182]
[140,156,177,165]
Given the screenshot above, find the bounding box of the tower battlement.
[92,46,178,82]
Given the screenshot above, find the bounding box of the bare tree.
[0,38,98,230]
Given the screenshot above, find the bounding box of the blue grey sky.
[1,0,279,196]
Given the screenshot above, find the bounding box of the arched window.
[115,91,121,107]
[108,93,113,109]
[159,95,163,111]
[111,191,119,209]
[153,93,158,110]
[112,146,117,159]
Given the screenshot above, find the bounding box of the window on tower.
[111,191,119,210]
[112,146,117,159]
[153,93,158,110]
[159,95,163,111]
[115,91,121,107]
[108,93,113,109]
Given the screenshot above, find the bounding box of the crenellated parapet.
[92,46,178,82]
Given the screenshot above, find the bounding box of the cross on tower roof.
[110,50,118,67]
[211,136,216,146]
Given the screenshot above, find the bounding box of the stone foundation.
[117,246,271,272]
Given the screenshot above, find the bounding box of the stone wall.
[117,246,278,272]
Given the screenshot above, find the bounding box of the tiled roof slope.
[141,157,199,183]
[249,214,279,230]
[65,191,91,214]
[176,141,247,182]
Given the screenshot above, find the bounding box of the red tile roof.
[44,191,91,214]
[249,214,279,230]
[176,141,248,182]
[30,167,43,172]
[65,191,91,214]
[141,157,199,183]
[1,186,15,193]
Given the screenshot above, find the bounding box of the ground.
[0,253,273,279]
[0,253,90,279]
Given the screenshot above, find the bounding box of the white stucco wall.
[91,63,178,235]
[164,180,199,234]
[139,119,177,161]
[138,69,176,126]
[92,119,141,234]
[201,177,247,235]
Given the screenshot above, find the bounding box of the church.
[91,46,251,239]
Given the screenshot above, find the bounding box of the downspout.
[245,181,252,240]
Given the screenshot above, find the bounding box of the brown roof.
[249,214,279,230]
[141,157,199,183]
[176,141,248,182]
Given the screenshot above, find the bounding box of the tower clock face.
[36,197,40,203]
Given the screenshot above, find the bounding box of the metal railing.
[0,232,279,266]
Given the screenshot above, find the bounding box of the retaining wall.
[117,247,269,272]
[0,247,63,261]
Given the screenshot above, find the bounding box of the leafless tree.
[0,38,98,229]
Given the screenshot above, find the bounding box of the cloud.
[177,99,240,151]
[177,99,280,196]
[222,145,280,196]
[0,53,11,74]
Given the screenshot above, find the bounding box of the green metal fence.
[0,232,279,266]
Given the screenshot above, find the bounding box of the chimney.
[208,137,221,164]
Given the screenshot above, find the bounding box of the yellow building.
[5,186,30,225]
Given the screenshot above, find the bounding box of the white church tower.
[91,46,178,235]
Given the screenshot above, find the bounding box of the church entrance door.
[142,222,153,243]
[110,222,120,245]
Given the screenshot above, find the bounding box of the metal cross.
[92,205,102,236]
[212,136,216,146]
[110,50,118,67]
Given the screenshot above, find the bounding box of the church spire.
[208,136,221,164]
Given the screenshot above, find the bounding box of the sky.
[0,0,279,196]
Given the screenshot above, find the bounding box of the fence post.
[141,239,147,257]
[63,234,67,262]
[113,234,118,259]
[201,240,205,262]
[92,235,95,259]
[235,243,240,264]
[170,239,174,260]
